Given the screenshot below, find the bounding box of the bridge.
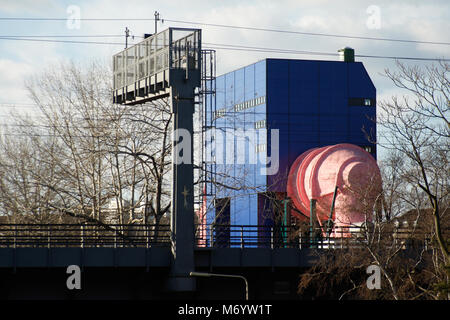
[0,223,428,299]
[0,223,325,269]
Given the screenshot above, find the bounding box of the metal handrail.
[194,223,440,249]
[0,223,443,249]
[0,224,171,248]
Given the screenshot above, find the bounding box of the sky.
[0,0,449,160]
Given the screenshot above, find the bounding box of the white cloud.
[0,59,35,104]
[0,0,64,15]
[292,15,330,30]
[0,0,448,106]
[378,3,450,57]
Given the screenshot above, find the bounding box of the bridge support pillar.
[166,69,200,292]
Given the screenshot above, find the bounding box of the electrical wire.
[0,16,448,46]
[0,34,124,38]
[0,36,124,45]
[165,19,450,46]
[0,17,154,21]
[0,36,447,62]
[204,44,449,62]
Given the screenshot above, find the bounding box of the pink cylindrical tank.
[287,144,382,236]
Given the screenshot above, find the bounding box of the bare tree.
[0,60,265,247]
[378,60,449,267]
[298,60,449,300]
[0,61,174,238]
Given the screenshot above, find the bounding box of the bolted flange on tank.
[338,47,355,62]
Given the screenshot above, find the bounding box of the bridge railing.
[0,224,171,248]
[194,224,436,249]
[0,223,440,249]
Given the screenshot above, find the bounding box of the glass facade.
[205,58,376,246]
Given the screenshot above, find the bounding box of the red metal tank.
[287,144,382,234]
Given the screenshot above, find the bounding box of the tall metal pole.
[167,66,199,292]
[154,11,160,34]
[112,27,201,292]
[124,27,129,49]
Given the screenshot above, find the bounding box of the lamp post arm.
[189,272,248,300]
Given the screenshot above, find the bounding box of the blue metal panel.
[245,64,255,101]
[329,62,348,115]
[207,74,225,226]
[253,80,267,192]
[254,60,267,191]
[349,108,376,140]
[348,62,376,98]
[290,60,319,112]
[266,59,289,192]
[318,62,349,147]
[215,76,225,109]
[253,61,267,227]
[319,61,334,116]
[234,68,246,219]
[205,57,377,231]
[225,72,235,108]
[234,194,249,226]
[244,64,257,199]
[234,67,245,106]
[223,71,235,201]
[347,62,376,157]
[206,61,268,238]
[254,60,266,97]
[320,115,348,145]
[318,61,349,147]
[288,60,320,167]
[267,59,289,116]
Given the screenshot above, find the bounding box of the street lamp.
[189,271,249,300]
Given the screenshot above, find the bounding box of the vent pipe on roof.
[338,47,355,62]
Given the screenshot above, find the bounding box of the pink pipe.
[287,144,382,236]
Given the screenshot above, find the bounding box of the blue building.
[204,54,376,242]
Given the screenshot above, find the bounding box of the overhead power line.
[0,34,124,38]
[164,19,450,46]
[0,36,447,62]
[204,44,449,62]
[0,17,154,21]
[203,42,338,57]
[0,36,124,45]
[0,16,449,46]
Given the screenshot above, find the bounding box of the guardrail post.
[14,225,17,249]
[48,225,51,249]
[310,199,317,248]
[146,225,150,249]
[299,232,302,249]
[319,228,323,249]
[240,226,244,248]
[270,227,273,249]
[81,224,84,248]
[209,225,214,247]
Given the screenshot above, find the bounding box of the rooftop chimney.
[338,47,355,62]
